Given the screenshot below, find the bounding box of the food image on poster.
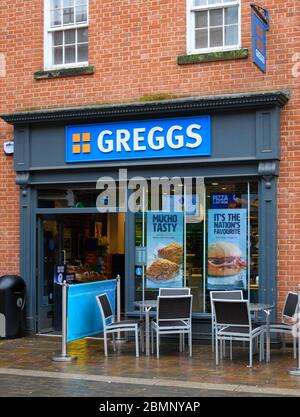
[146,212,184,288]
[146,258,180,281]
[208,242,246,277]
[158,242,183,265]
[207,209,247,290]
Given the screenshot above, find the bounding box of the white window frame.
[186,0,241,55]
[44,0,89,70]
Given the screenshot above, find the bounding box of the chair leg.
[151,327,154,355]
[261,332,265,361]
[140,326,145,353]
[189,330,192,357]
[220,339,224,359]
[104,332,108,357]
[135,328,139,358]
[182,332,185,352]
[215,335,219,365]
[230,337,233,361]
[293,336,297,359]
[259,334,263,362]
[249,339,253,368]
[282,333,286,353]
[156,332,160,358]
[212,321,215,353]
[179,333,182,352]
[112,333,116,352]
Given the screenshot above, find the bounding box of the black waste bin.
[0,275,26,338]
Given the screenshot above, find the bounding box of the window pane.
[65,29,76,44]
[65,45,76,63]
[195,11,208,28]
[208,0,221,4]
[51,0,61,9]
[77,28,88,43]
[51,10,62,26]
[77,43,88,62]
[53,31,63,46]
[63,7,74,24]
[76,5,88,23]
[75,0,87,6]
[225,6,238,25]
[225,24,238,45]
[194,0,207,5]
[63,0,74,7]
[210,27,223,47]
[195,29,208,49]
[53,47,63,65]
[210,9,223,26]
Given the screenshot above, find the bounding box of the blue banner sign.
[211,193,238,209]
[146,212,184,289]
[67,279,116,343]
[66,116,211,163]
[207,209,247,291]
[252,10,267,73]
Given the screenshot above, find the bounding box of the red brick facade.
[0,1,299,314]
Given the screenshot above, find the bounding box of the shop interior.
[40,212,125,332]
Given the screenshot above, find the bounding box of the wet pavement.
[0,373,281,397]
[0,335,299,397]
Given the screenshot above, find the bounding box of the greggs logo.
[66,116,211,163]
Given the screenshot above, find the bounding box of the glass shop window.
[134,179,259,315]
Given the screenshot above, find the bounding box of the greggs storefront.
[1,91,288,336]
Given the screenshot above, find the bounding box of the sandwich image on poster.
[146,212,184,288]
[207,209,247,290]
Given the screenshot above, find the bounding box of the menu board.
[146,212,184,289]
[207,209,247,290]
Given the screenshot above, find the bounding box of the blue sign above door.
[66,116,211,163]
[252,9,268,73]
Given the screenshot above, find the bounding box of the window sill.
[34,65,95,80]
[177,48,248,65]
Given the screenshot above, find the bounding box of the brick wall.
[0,0,299,314]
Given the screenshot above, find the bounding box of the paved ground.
[0,336,299,397]
[0,371,282,397]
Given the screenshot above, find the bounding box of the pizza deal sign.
[207,209,247,290]
[145,212,184,289]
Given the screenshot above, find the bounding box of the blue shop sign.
[66,116,211,163]
[252,10,267,73]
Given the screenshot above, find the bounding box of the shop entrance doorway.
[36,213,125,333]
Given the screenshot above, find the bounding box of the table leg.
[145,307,150,357]
[265,309,271,363]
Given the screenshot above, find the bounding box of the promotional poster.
[207,209,247,290]
[146,212,184,289]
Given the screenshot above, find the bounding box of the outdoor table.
[250,303,274,363]
[134,300,157,356]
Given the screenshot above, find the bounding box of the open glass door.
[36,216,63,333]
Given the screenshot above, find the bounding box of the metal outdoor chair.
[210,290,243,352]
[269,291,298,358]
[213,299,264,367]
[159,287,191,296]
[96,293,144,357]
[151,295,193,358]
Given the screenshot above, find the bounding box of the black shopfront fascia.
[1,91,289,335]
